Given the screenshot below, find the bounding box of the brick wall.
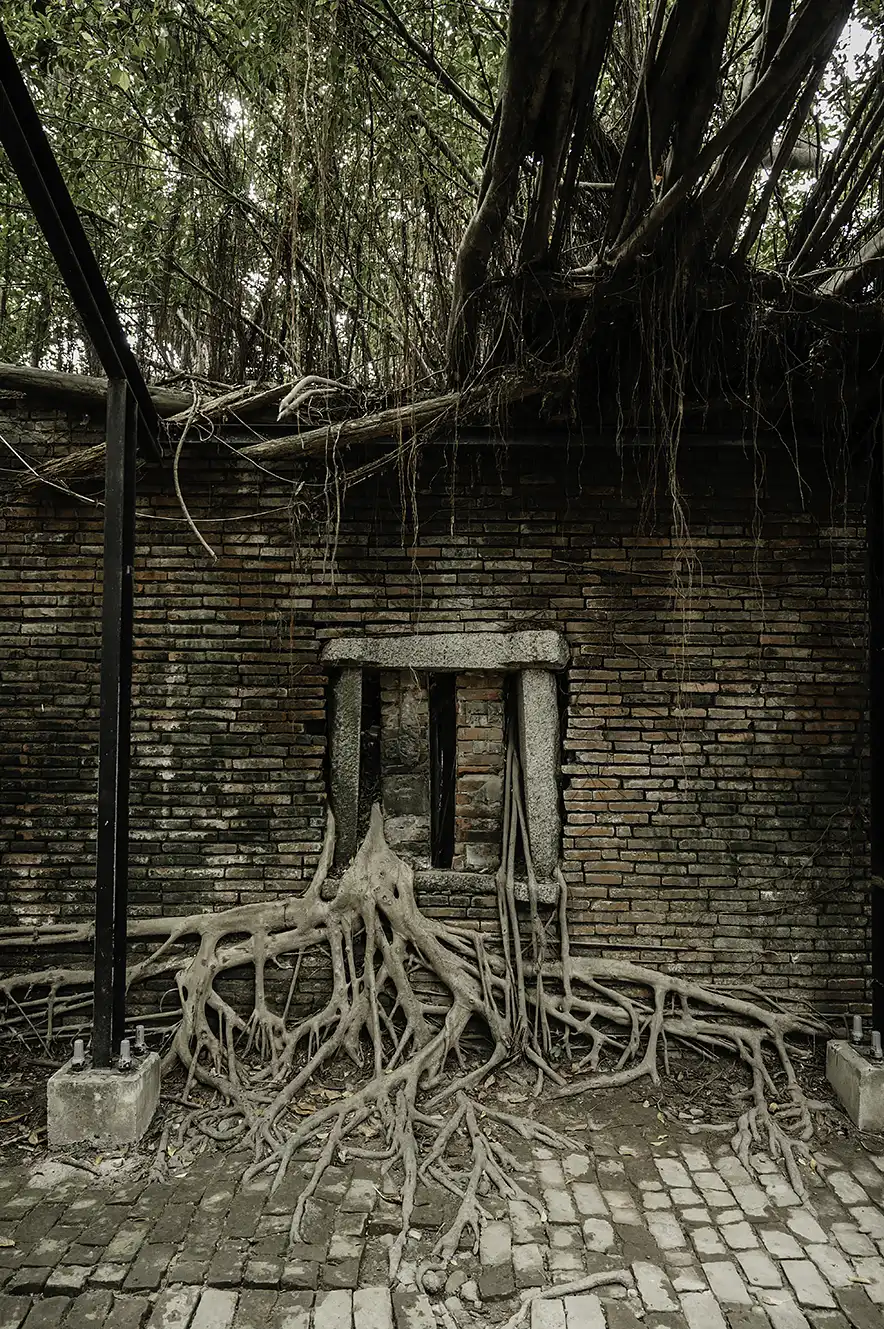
[0,402,871,1012]
[453,672,506,873]
[380,669,431,865]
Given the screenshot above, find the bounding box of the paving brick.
[145,1286,202,1328]
[480,1220,512,1265]
[656,1161,692,1189]
[582,1220,615,1253]
[693,1226,726,1257]
[703,1260,752,1305]
[206,1241,247,1288]
[531,1300,567,1329]
[274,1292,313,1329]
[149,1208,193,1244]
[281,1261,319,1291]
[730,1185,770,1218]
[341,1179,377,1214]
[43,1267,92,1296]
[5,1271,49,1296]
[544,1189,578,1224]
[787,1213,828,1245]
[514,1243,545,1288]
[104,1296,152,1329]
[562,1293,605,1328]
[833,1285,884,1328]
[245,1259,283,1289]
[602,1307,645,1329]
[681,1148,713,1173]
[224,1200,264,1242]
[672,1268,709,1293]
[321,1257,361,1291]
[190,1289,238,1329]
[851,1208,884,1240]
[781,1262,836,1311]
[89,1263,127,1290]
[333,1213,367,1240]
[537,1161,567,1188]
[695,1173,731,1195]
[736,1250,783,1288]
[680,1290,728,1329]
[643,1191,672,1210]
[105,1227,149,1263]
[646,1212,686,1250]
[572,1185,608,1218]
[850,1257,884,1303]
[603,1192,641,1224]
[830,1224,875,1257]
[764,1181,803,1209]
[390,1291,433,1329]
[803,1244,854,1290]
[761,1231,804,1259]
[722,1222,759,1251]
[124,1245,176,1293]
[762,1290,812,1329]
[235,1290,278,1328]
[20,1239,71,1270]
[61,1291,113,1326]
[353,1288,393,1329]
[549,1248,583,1273]
[314,1291,353,1329]
[0,1297,29,1329]
[633,1261,677,1311]
[19,1299,69,1329]
[827,1174,867,1206]
[724,1311,772,1328]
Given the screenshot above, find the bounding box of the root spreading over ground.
[1,788,826,1282]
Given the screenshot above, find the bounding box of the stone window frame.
[322,631,569,880]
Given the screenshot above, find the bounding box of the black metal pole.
[92,379,136,1067]
[0,22,160,454]
[869,424,884,1033]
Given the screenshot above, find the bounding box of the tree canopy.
[1,1,882,435]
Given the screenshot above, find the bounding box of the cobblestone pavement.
[2,1118,884,1329]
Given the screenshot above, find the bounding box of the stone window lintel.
[321,630,569,673]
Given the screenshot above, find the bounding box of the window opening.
[358,668,382,838]
[503,675,527,878]
[429,673,456,869]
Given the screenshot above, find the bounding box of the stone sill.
[414,869,559,905]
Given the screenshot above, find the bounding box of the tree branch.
[355,0,492,132]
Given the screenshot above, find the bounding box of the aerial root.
[500,1272,634,1329]
[1,805,829,1279]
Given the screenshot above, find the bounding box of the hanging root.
[0,798,827,1276]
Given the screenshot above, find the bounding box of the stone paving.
[1,1119,884,1329]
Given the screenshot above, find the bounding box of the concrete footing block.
[47,1051,160,1148]
[826,1039,884,1132]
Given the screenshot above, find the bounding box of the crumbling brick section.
[453,671,506,872]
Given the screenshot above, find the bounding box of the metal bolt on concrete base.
[826,1038,884,1132]
[47,1049,160,1148]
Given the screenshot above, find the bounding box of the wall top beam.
[321,630,569,673]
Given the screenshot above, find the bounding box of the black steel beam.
[92,380,137,1067]
[869,424,884,1033]
[0,23,160,456]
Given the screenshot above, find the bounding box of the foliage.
[0,0,498,386]
[1,2,881,399]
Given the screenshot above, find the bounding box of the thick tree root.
[1,801,826,1280]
